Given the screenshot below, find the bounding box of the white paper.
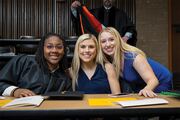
[0,96,5,99]
[116,98,168,107]
[2,95,44,108]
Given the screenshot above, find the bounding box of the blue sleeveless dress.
[122,52,172,93]
[76,64,111,94]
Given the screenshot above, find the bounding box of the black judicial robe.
[0,55,72,95]
[71,6,137,46]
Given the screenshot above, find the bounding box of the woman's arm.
[133,54,159,97]
[105,63,121,94]
[0,55,36,97]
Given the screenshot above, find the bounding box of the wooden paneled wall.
[0,0,54,38]
[0,0,135,38]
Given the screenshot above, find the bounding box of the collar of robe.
[50,65,59,73]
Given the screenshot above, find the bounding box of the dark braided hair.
[35,33,68,72]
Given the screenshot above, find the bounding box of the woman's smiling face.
[100,31,116,57]
[44,36,64,69]
[78,39,97,63]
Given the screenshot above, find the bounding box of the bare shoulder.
[133,54,149,69]
[105,62,114,69]
[104,63,115,72]
[134,54,147,64]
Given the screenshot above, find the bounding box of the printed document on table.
[116,98,168,107]
[2,95,44,108]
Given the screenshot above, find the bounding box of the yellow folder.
[0,99,12,107]
[88,97,137,106]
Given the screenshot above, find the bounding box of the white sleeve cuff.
[71,7,78,18]
[2,86,18,97]
[124,32,133,39]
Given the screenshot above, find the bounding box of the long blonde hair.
[70,34,99,91]
[98,27,146,78]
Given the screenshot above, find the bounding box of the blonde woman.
[70,34,120,94]
[98,27,172,97]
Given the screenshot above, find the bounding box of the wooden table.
[0,94,180,119]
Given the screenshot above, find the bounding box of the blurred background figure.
[71,0,137,46]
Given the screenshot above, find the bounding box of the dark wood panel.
[0,0,2,38]
[0,0,54,39]
[171,0,180,90]
[0,0,135,38]
[171,0,179,71]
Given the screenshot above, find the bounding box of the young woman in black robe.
[0,33,72,98]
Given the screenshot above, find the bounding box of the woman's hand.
[13,88,36,98]
[138,88,157,97]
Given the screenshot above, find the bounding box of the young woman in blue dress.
[98,27,172,97]
[69,33,120,94]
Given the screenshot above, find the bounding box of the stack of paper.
[116,98,168,107]
[2,95,44,108]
